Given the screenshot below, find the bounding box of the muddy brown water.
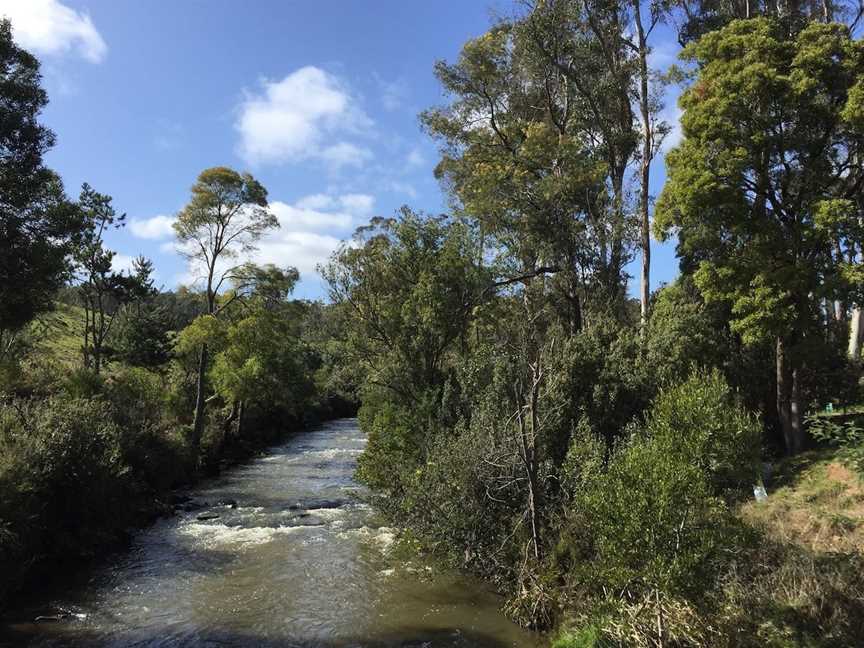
[1,419,542,647]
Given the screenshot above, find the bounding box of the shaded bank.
[0,395,357,612]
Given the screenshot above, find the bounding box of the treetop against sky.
[0,0,682,299]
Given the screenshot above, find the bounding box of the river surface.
[1,419,541,648]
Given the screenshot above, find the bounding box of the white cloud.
[269,200,352,231]
[236,66,373,168]
[111,253,135,274]
[406,148,425,168]
[335,193,373,215]
[319,142,373,170]
[0,0,107,63]
[174,192,374,289]
[376,75,408,112]
[252,231,344,277]
[385,180,418,198]
[130,214,176,240]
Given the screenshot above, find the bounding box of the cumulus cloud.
[110,253,135,274]
[254,192,374,273]
[175,192,374,289]
[0,0,107,63]
[129,214,176,240]
[236,66,373,169]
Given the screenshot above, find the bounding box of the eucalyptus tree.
[655,18,864,453]
[173,167,277,452]
[424,1,670,334]
[524,0,675,330]
[322,209,487,492]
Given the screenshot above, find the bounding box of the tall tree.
[424,5,642,334]
[655,18,864,453]
[74,184,143,374]
[0,19,81,353]
[172,167,277,453]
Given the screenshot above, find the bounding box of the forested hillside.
[320,1,864,646]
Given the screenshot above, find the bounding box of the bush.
[577,436,732,598]
[647,368,761,498]
[105,367,193,491]
[0,397,132,599]
[61,367,105,399]
[551,625,609,648]
[551,370,764,644]
[806,413,864,473]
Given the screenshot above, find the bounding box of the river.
[0,419,541,647]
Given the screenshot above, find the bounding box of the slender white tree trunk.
[849,307,863,360]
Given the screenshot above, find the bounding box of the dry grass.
[740,451,864,554]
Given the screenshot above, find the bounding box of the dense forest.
[2,0,864,646]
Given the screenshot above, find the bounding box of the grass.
[25,302,86,368]
[740,449,864,554]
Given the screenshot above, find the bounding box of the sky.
[0,0,683,300]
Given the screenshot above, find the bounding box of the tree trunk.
[633,0,653,334]
[849,307,863,360]
[776,336,804,454]
[191,343,209,453]
[237,400,245,438]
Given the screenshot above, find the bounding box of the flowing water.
[1,419,541,648]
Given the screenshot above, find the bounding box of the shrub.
[551,625,609,648]
[577,436,732,599]
[806,414,864,473]
[647,368,761,498]
[552,370,763,644]
[0,396,133,599]
[61,367,105,399]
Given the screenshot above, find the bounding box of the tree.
[113,256,171,368]
[0,19,82,352]
[655,19,864,453]
[322,209,486,492]
[74,184,148,374]
[423,5,642,335]
[172,167,277,452]
[209,265,308,436]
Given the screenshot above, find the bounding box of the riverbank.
[1,419,540,648]
[548,448,864,647]
[0,386,357,612]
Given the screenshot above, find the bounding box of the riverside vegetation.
[2,1,864,646]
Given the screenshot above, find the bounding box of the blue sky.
[1,0,682,300]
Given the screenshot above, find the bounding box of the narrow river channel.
[1,419,541,647]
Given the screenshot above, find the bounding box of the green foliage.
[113,305,173,367]
[645,279,734,384]
[656,19,863,346]
[551,625,609,648]
[577,435,731,597]
[355,397,426,494]
[0,397,130,573]
[0,19,83,334]
[806,414,864,473]
[61,366,106,399]
[648,369,761,496]
[558,370,760,622]
[210,308,314,416]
